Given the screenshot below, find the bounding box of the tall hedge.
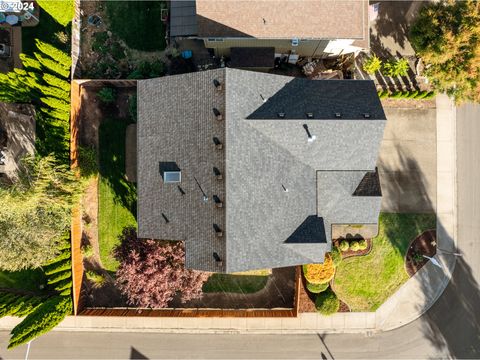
[8,296,72,349]
[36,0,74,26]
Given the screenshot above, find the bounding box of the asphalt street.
[0,104,478,359]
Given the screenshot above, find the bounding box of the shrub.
[315,289,340,316]
[128,60,165,79]
[8,296,72,349]
[97,88,116,104]
[382,58,410,77]
[330,247,342,267]
[363,55,382,74]
[358,239,368,251]
[303,254,336,285]
[129,94,137,122]
[423,91,436,100]
[407,90,419,99]
[86,270,106,287]
[415,90,429,99]
[77,146,98,178]
[306,282,329,294]
[339,240,349,252]
[378,90,389,99]
[393,58,410,77]
[350,241,360,252]
[81,244,94,259]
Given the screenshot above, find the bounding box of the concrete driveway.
[378,107,436,213]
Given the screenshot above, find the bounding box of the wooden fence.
[70,80,84,315]
[69,79,302,317]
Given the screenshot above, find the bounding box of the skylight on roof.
[164,171,181,183]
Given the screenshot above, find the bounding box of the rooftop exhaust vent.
[363,113,371,119]
[306,112,314,119]
[213,195,223,208]
[213,224,223,237]
[213,167,223,180]
[163,171,181,183]
[277,112,285,118]
[213,79,222,91]
[213,137,223,150]
[213,252,222,264]
[335,112,342,118]
[213,108,223,121]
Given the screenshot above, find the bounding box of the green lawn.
[203,274,269,294]
[0,269,46,294]
[105,1,167,52]
[98,119,137,272]
[333,213,436,312]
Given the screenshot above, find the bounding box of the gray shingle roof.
[137,69,386,273]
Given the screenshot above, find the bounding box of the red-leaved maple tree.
[114,227,210,308]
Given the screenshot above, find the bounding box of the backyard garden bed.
[78,1,168,79]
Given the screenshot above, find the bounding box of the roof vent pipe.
[363,113,371,119]
[335,112,342,118]
[213,224,223,237]
[213,252,223,266]
[213,137,223,150]
[213,108,223,121]
[277,112,285,118]
[213,79,222,91]
[306,112,314,119]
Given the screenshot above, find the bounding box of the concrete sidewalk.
[0,97,457,335]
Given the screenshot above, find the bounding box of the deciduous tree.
[114,228,210,308]
[410,0,480,103]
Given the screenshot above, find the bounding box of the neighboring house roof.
[137,68,386,273]
[195,0,367,39]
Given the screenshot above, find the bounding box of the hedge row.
[378,90,436,100]
[0,292,44,319]
[0,39,72,163]
[8,296,72,349]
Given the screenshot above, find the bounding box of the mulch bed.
[297,275,351,313]
[405,229,437,277]
[333,238,373,259]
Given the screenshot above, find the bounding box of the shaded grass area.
[334,213,436,311]
[98,119,137,272]
[22,7,71,56]
[203,274,269,294]
[0,269,46,294]
[105,1,167,52]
